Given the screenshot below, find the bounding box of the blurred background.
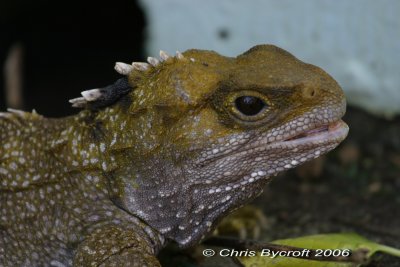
[1,0,399,118]
[1,0,399,266]
[0,0,145,116]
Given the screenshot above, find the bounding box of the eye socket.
[235,96,266,116]
[223,90,271,123]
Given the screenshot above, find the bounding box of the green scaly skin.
[0,45,348,266]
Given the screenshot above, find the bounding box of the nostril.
[302,87,318,99]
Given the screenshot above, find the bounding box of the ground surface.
[160,106,400,267]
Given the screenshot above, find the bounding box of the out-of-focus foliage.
[239,233,400,267]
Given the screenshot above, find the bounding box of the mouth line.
[286,125,329,141]
[234,119,348,160]
[194,117,348,169]
[280,120,348,146]
[218,120,348,186]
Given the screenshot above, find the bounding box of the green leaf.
[239,233,400,267]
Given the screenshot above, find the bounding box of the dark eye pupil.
[235,96,266,116]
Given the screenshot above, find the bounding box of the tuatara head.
[74,45,348,247]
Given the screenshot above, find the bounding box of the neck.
[50,107,167,251]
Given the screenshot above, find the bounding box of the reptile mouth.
[194,119,348,168]
[283,120,348,145]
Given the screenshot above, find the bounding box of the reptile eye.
[235,96,266,116]
[225,90,271,123]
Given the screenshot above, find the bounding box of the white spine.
[115,62,133,75]
[132,62,150,71]
[159,50,171,61]
[147,57,160,66]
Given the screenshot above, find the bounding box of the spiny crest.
[70,50,196,109]
[69,78,132,109]
[2,108,41,117]
[114,50,194,76]
[0,108,42,126]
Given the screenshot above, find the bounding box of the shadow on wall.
[0,0,146,116]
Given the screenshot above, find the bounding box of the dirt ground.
[160,106,400,266]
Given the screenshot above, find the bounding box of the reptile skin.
[0,45,348,266]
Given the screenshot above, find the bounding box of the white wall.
[139,0,400,117]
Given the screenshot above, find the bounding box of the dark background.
[0,0,146,116]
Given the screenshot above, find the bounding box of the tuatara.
[0,45,348,266]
